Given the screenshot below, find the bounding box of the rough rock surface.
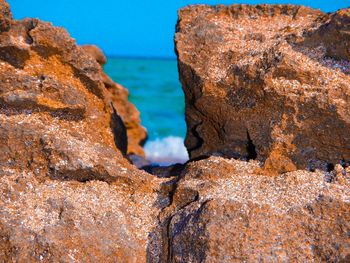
[0,3,166,261]
[0,0,11,32]
[0,16,129,178]
[175,5,350,173]
[157,157,350,262]
[304,8,350,61]
[81,44,107,65]
[2,1,350,262]
[82,44,147,157]
[0,170,167,262]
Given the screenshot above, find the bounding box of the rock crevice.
[176,4,350,173]
[0,2,164,261]
[81,44,148,157]
[1,1,350,262]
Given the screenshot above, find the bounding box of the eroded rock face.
[82,44,148,157]
[304,8,350,61]
[2,1,350,261]
[0,0,11,32]
[175,5,350,173]
[158,157,350,262]
[0,170,166,262]
[81,44,107,65]
[0,3,165,261]
[0,16,130,180]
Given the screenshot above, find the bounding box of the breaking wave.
[145,136,189,165]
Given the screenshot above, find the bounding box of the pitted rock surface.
[0,2,166,261]
[1,1,350,262]
[157,157,350,262]
[175,4,350,173]
[82,44,147,157]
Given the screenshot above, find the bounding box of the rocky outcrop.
[167,6,350,261]
[2,1,350,262]
[0,0,11,32]
[175,5,350,173]
[157,157,350,262]
[0,17,129,179]
[0,2,166,261]
[0,170,168,262]
[82,44,147,157]
[304,8,350,61]
[81,44,107,65]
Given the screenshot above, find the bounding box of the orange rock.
[175,4,350,174]
[303,8,350,61]
[156,157,350,262]
[82,44,147,156]
[0,2,165,261]
[81,44,107,65]
[0,0,11,32]
[2,1,350,261]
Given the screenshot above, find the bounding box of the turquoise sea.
[104,57,189,164]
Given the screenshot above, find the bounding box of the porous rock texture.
[0,2,167,261]
[158,157,350,262]
[81,44,107,65]
[304,8,350,61]
[82,44,147,157]
[176,5,350,173]
[1,1,350,262]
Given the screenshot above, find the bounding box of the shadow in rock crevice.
[110,103,128,155]
[146,175,209,263]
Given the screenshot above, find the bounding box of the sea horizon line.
[105,54,177,61]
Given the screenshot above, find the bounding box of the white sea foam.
[145,136,189,165]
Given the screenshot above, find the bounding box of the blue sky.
[8,0,349,58]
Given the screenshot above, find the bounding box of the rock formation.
[81,44,107,65]
[158,157,350,262]
[1,1,350,262]
[82,44,147,157]
[0,2,166,261]
[303,8,350,61]
[175,5,350,173]
[0,0,11,31]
